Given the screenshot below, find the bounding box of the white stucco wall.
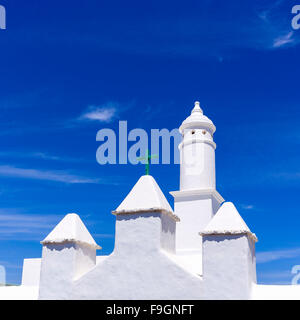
[72,249,204,299]
[172,194,221,254]
[70,212,204,299]
[247,237,257,286]
[21,258,41,287]
[74,244,96,280]
[160,213,176,253]
[114,212,162,254]
[5,210,300,300]
[0,286,39,300]
[180,140,216,191]
[202,234,254,300]
[39,244,76,299]
[252,284,300,300]
[39,242,96,299]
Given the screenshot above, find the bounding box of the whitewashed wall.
[202,234,255,300]
[21,258,41,287]
[39,243,96,300]
[172,194,221,254]
[71,212,204,300]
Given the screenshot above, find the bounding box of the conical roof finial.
[41,213,101,249]
[192,101,203,114]
[179,100,216,134]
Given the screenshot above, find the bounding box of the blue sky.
[0,0,299,285]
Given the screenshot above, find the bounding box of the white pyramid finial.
[112,175,179,221]
[41,213,101,249]
[192,101,203,114]
[200,202,258,242]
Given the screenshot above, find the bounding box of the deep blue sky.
[0,0,300,285]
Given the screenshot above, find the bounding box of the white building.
[1,101,299,300]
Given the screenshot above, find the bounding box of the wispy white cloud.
[257,0,284,23]
[79,103,119,123]
[0,213,60,230]
[0,210,103,242]
[257,269,295,284]
[240,204,254,210]
[257,247,300,264]
[82,107,116,122]
[0,211,63,241]
[30,152,61,161]
[273,31,295,48]
[255,2,300,50]
[271,172,300,181]
[5,2,299,61]
[0,151,88,164]
[0,165,100,184]
[258,270,293,279]
[0,151,60,161]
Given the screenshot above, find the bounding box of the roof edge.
[41,239,102,249]
[179,121,216,134]
[112,207,180,222]
[199,230,258,242]
[170,189,224,204]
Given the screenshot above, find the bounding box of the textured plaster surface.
[202,234,255,300]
